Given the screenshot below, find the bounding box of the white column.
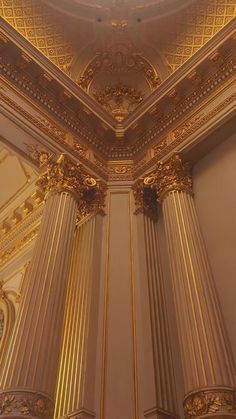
[0,154,102,419]
[54,215,102,419]
[143,155,236,419]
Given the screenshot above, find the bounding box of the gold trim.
[100,191,111,419]
[143,154,193,202]
[128,192,139,419]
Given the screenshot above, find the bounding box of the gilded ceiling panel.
[0,0,75,70]
[154,0,236,71]
[1,0,235,123]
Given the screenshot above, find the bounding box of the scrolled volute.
[36,153,106,217]
[142,154,192,201]
[133,154,192,214]
[133,178,158,218]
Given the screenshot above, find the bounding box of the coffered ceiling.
[1,0,235,123]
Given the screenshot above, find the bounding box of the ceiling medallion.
[93,83,143,122]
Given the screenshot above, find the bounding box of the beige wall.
[96,188,137,419]
[193,133,236,379]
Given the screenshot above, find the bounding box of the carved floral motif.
[36,154,106,217]
[0,391,53,419]
[37,154,97,197]
[25,144,53,167]
[133,154,192,215]
[133,178,158,218]
[143,154,193,201]
[77,45,161,91]
[93,83,143,121]
[184,388,236,419]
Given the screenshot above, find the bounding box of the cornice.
[133,61,236,154]
[1,17,235,132]
[0,18,117,131]
[0,18,235,153]
[0,91,109,180]
[0,18,235,179]
[123,18,236,128]
[1,45,235,161]
[1,82,235,183]
[133,89,236,178]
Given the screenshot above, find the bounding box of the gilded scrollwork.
[93,83,143,121]
[133,178,158,218]
[77,46,161,91]
[25,144,53,167]
[133,154,192,214]
[143,154,193,201]
[36,153,106,217]
[183,388,236,419]
[0,391,53,419]
[37,154,97,197]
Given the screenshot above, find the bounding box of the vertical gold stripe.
[100,192,111,419]
[163,195,200,389]
[128,192,139,419]
[3,193,62,387]
[54,219,78,417]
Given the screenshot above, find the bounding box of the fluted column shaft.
[55,216,101,419]
[0,154,102,419]
[141,155,236,419]
[162,191,235,392]
[142,215,177,417]
[0,191,77,418]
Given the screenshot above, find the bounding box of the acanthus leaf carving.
[0,391,53,419]
[143,154,193,201]
[36,153,106,218]
[183,388,236,419]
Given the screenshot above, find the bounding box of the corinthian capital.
[133,178,158,218]
[36,154,95,197]
[144,154,193,201]
[36,154,106,216]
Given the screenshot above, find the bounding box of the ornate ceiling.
[1,0,235,122]
[0,0,235,266]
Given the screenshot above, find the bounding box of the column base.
[183,387,236,419]
[144,406,178,419]
[0,390,54,419]
[58,408,96,419]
